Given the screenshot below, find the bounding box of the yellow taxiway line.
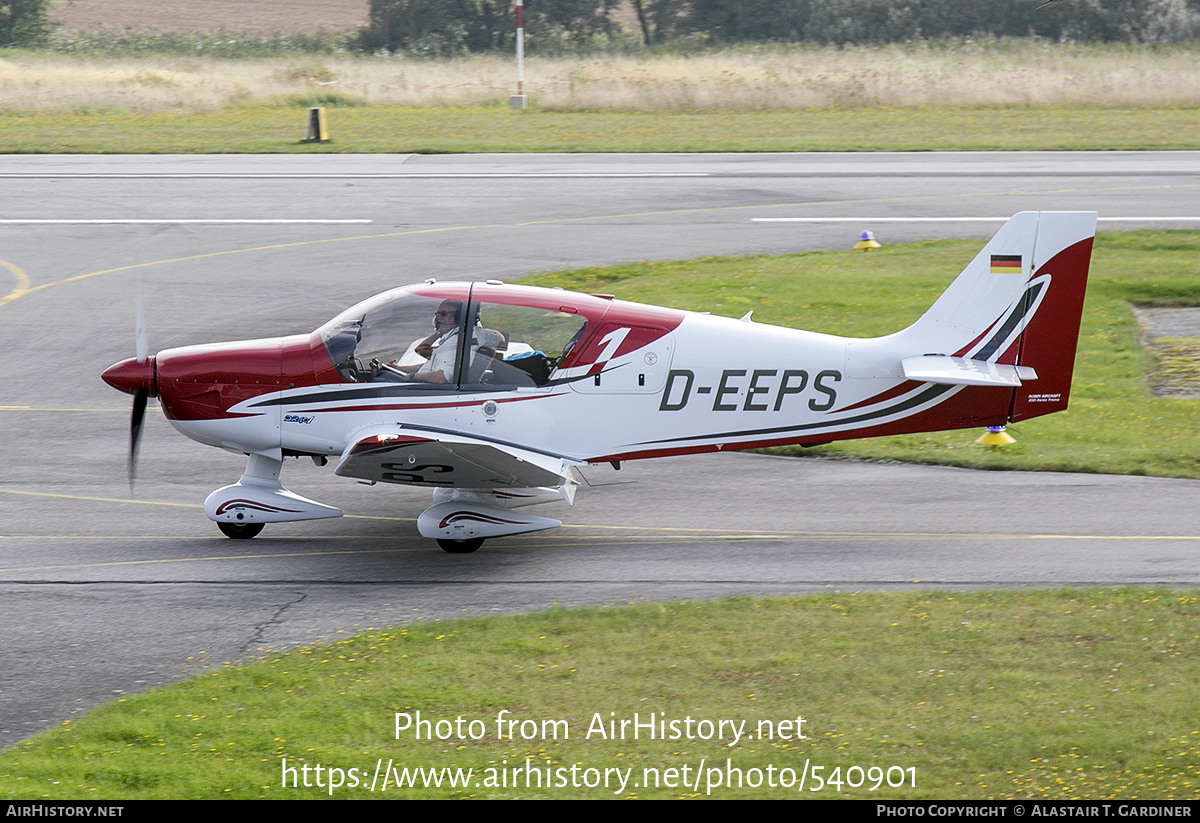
[0,259,31,307]
[2,487,1199,548]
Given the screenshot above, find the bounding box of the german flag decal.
[990,254,1022,274]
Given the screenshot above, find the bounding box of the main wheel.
[437,537,484,554]
[218,521,265,539]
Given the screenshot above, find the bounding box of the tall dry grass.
[2,41,1200,113]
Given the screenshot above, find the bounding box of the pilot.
[393,300,464,384]
[390,300,508,384]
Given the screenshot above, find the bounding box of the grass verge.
[3,590,1197,799]
[2,106,1199,153]
[521,230,1200,478]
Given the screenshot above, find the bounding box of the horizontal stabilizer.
[902,355,1037,388]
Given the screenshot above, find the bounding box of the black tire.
[437,537,484,554]
[218,521,265,540]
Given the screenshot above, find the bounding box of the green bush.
[0,0,49,47]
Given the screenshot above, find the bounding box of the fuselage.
[105,280,1016,470]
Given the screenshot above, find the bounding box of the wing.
[334,424,580,498]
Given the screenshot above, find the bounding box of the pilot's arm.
[391,331,440,376]
[411,367,449,384]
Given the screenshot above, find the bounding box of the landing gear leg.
[204,451,343,538]
[437,537,484,554]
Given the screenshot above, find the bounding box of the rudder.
[1009,212,1096,421]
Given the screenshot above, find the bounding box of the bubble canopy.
[315,283,596,388]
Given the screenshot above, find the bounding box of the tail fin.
[898,211,1096,422]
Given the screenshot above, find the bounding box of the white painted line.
[754,217,1008,223]
[1096,217,1200,222]
[753,216,1200,223]
[0,173,709,179]
[0,219,373,225]
[364,172,710,178]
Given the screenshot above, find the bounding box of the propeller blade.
[135,288,148,364]
[128,386,148,490]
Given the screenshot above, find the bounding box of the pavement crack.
[245,590,306,652]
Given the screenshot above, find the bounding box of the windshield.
[318,289,452,382]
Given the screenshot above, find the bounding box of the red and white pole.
[511,0,527,109]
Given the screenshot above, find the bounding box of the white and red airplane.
[103,211,1095,553]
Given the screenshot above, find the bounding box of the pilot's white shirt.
[416,328,459,381]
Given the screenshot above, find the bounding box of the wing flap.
[334,425,576,490]
[901,355,1037,388]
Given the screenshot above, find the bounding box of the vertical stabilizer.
[889,211,1096,424]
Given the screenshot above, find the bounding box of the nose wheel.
[218,521,265,539]
[437,537,484,554]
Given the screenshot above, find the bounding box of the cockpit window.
[466,303,587,387]
[316,288,590,388]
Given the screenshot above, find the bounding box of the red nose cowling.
[102,356,157,397]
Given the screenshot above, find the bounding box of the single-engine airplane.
[103,211,1095,553]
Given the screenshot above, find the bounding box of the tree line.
[0,0,48,47]
[355,0,1200,55]
[3,0,1197,51]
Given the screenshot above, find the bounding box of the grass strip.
[2,589,1197,799]
[2,106,1199,153]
